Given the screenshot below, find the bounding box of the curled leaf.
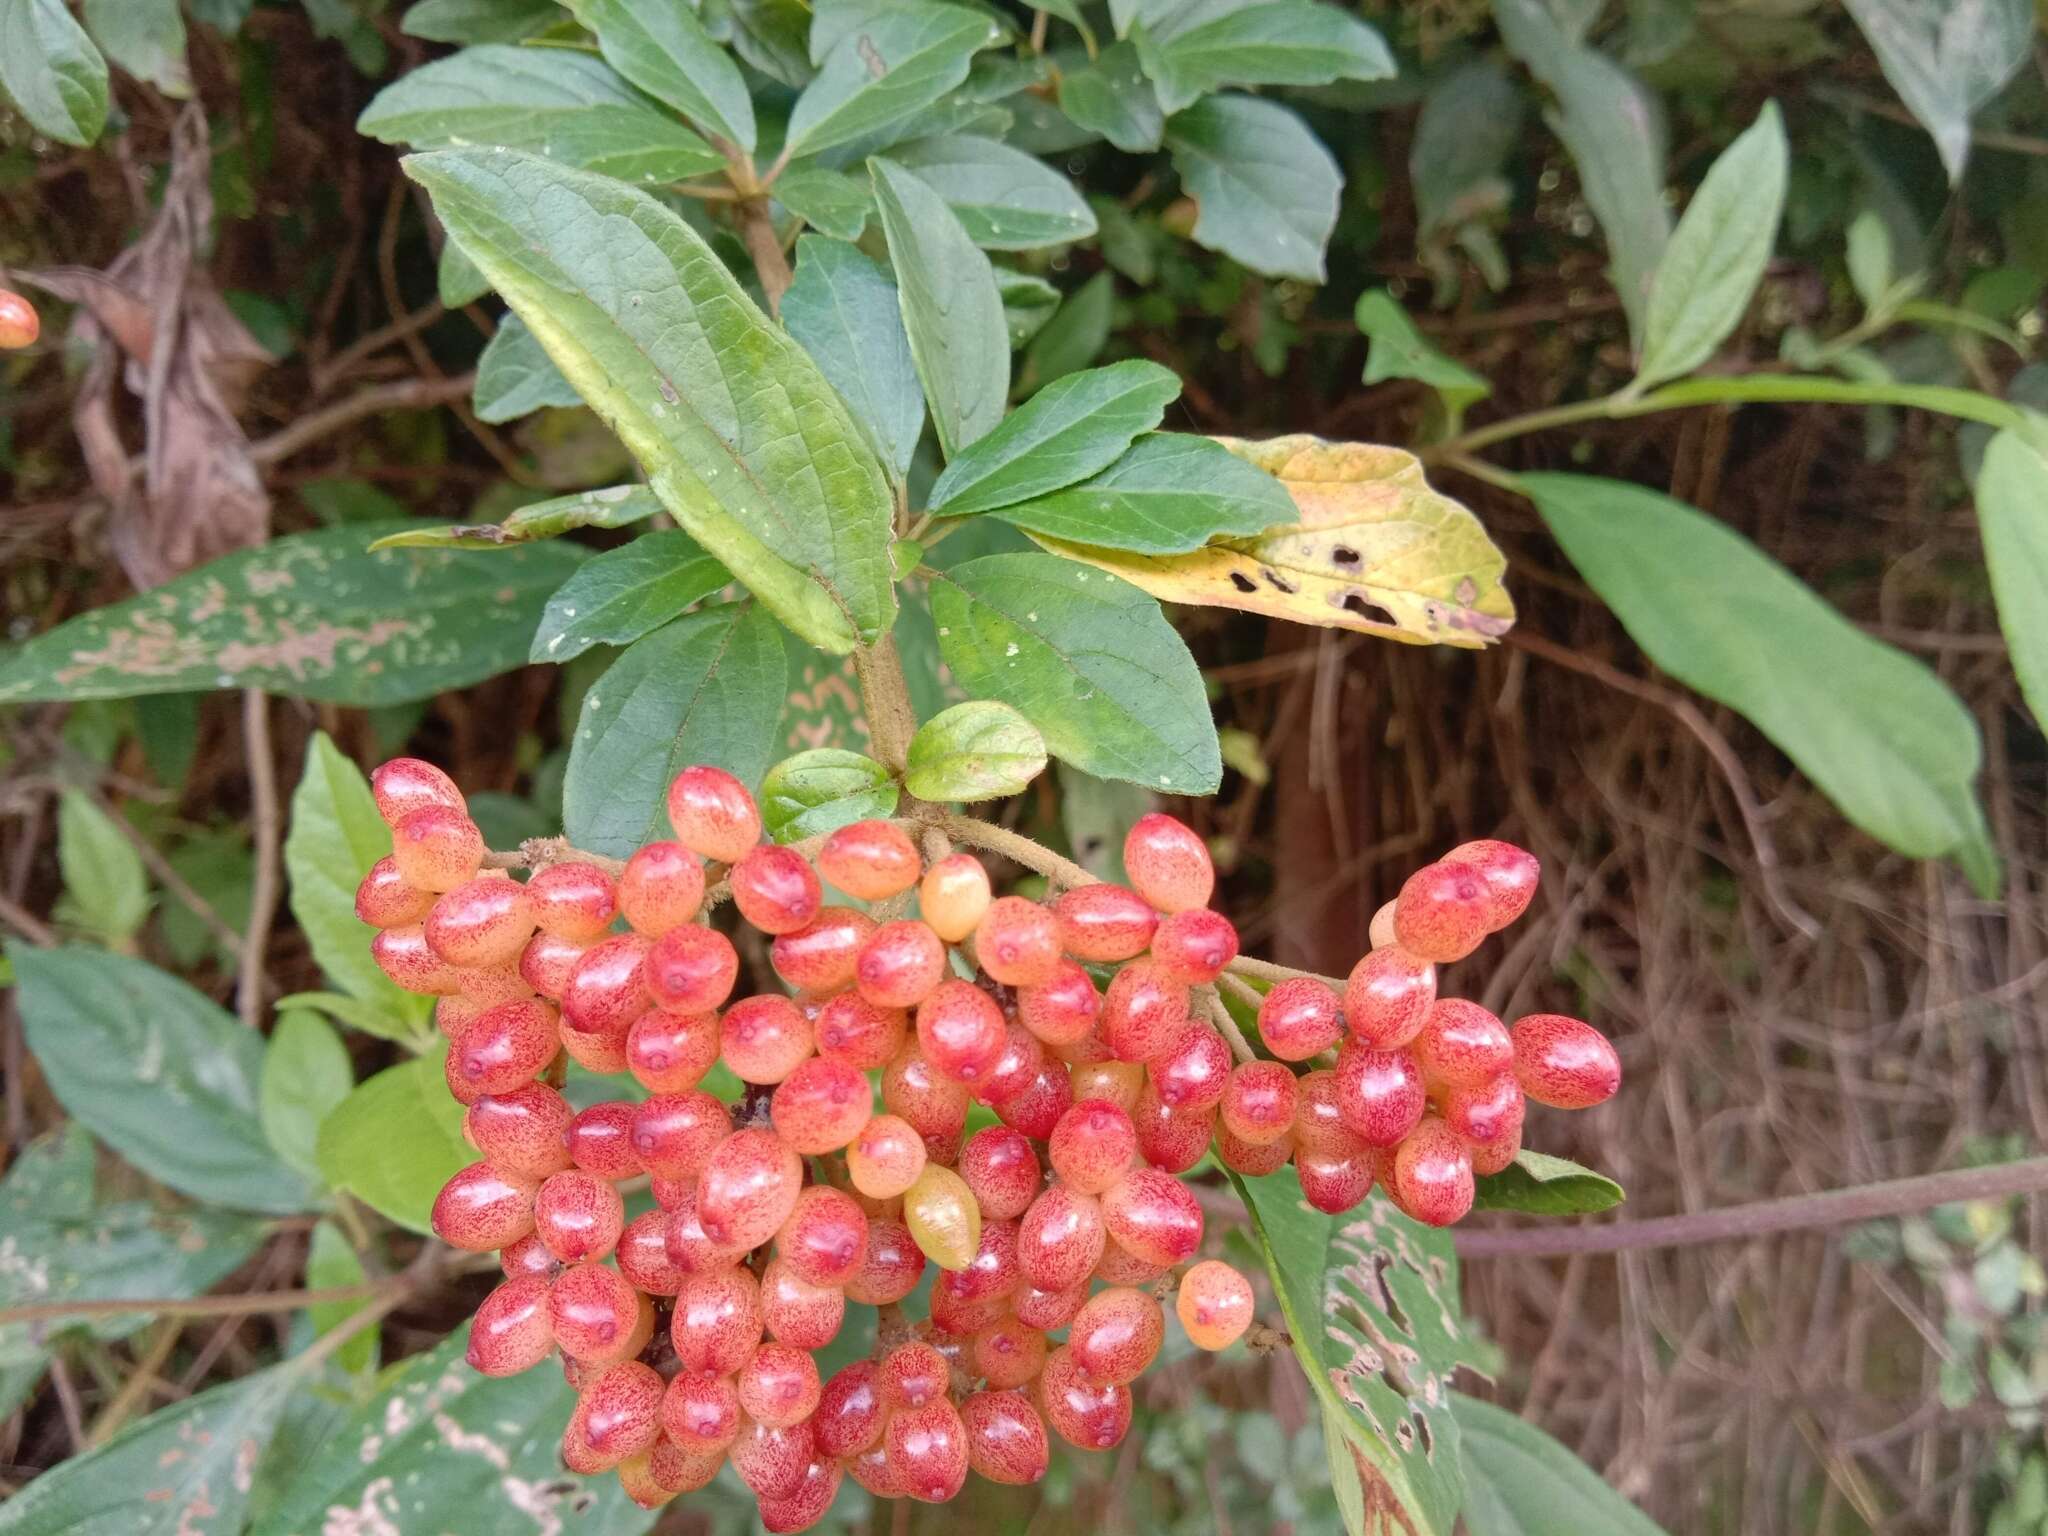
[368,486,661,551]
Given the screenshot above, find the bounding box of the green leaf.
[760,748,902,841]
[248,1327,653,1536]
[260,1011,355,1187]
[408,149,899,652]
[1410,58,1523,242]
[0,0,109,146]
[305,1221,378,1376]
[905,699,1048,800]
[931,360,1180,515]
[1058,41,1164,153]
[273,990,422,1045]
[314,1044,471,1234]
[1635,102,1787,388]
[1164,94,1340,283]
[1136,2,1392,115]
[0,1366,298,1536]
[82,0,190,98]
[1847,208,1895,312]
[284,732,413,1014]
[887,134,1096,249]
[0,523,582,706]
[402,0,560,42]
[1354,289,1492,428]
[1232,1165,1495,1536]
[998,267,1062,349]
[9,945,316,1214]
[994,432,1294,553]
[471,313,580,423]
[1842,0,2031,183]
[1523,472,1991,869]
[1472,1150,1626,1215]
[784,5,1001,160]
[564,602,788,859]
[55,791,150,947]
[1974,430,2048,730]
[1453,1393,1671,1536]
[438,237,490,306]
[783,234,926,480]
[568,0,755,150]
[357,44,723,183]
[930,552,1220,792]
[1494,0,1671,343]
[369,485,661,550]
[871,156,1011,458]
[530,529,734,664]
[775,166,875,240]
[1017,270,1113,393]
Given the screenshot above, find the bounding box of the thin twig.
[482,835,627,877]
[1225,954,1344,991]
[919,810,1098,890]
[0,890,56,947]
[249,373,476,468]
[237,690,281,1030]
[1194,983,1257,1064]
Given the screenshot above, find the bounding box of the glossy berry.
[517,931,585,1001]
[625,1009,719,1093]
[855,919,947,1008]
[0,290,36,350]
[919,853,993,942]
[759,1459,841,1533]
[526,861,618,940]
[1392,861,1491,963]
[1130,1081,1215,1174]
[916,979,1007,1084]
[454,964,530,1005]
[730,844,823,935]
[662,1369,741,1451]
[431,1161,536,1250]
[1040,1345,1133,1450]
[1414,999,1514,1090]
[1443,838,1541,932]
[881,1046,970,1140]
[1345,947,1437,1049]
[729,1417,815,1502]
[1334,1043,1427,1147]
[994,1062,1074,1141]
[1392,1117,1475,1226]
[468,1275,554,1376]
[664,1188,737,1274]
[1069,1057,1144,1111]
[1053,882,1158,962]
[813,990,907,1070]
[770,907,874,994]
[665,765,761,862]
[644,924,740,1014]
[560,933,652,1036]
[1470,1092,1527,1176]
[1215,1124,1292,1175]
[565,1100,643,1180]
[1017,959,1101,1045]
[845,1217,926,1305]
[958,1126,1040,1220]
[975,896,1062,986]
[616,1209,686,1296]
[1177,1260,1255,1350]
[1368,898,1399,950]
[930,1274,1007,1338]
[1048,1099,1137,1193]
[1291,1069,1363,1155]
[776,1185,868,1288]
[1092,1235,1170,1287]
[738,1342,822,1429]
[619,1438,722,1507]
[719,993,814,1083]
[1017,1184,1105,1291]
[499,1233,559,1281]
[371,757,465,824]
[1101,1166,1204,1265]
[355,856,432,928]
[877,1340,952,1410]
[846,1113,928,1200]
[450,998,557,1097]
[1068,1286,1164,1385]
[818,819,922,900]
[617,842,704,934]
[975,1022,1047,1108]
[1123,813,1213,913]
[390,805,484,893]
[759,1257,845,1349]
[770,1055,872,1152]
[670,1265,764,1374]
[534,1170,626,1262]
[1443,1074,1525,1144]
[972,1315,1049,1389]
[464,1084,573,1179]
[1220,1060,1298,1145]
[963,1390,1051,1485]
[551,1261,652,1365]
[1101,961,1190,1062]
[886,1398,971,1503]
[697,1128,803,1253]
[1510,1013,1621,1108]
[372,924,463,995]
[813,1361,886,1458]
[1149,907,1239,985]
[1257,977,1343,1061]
[581,1361,665,1461]
[1013,1278,1088,1330]
[904,1163,981,1271]
[1151,1022,1232,1110]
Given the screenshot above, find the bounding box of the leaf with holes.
[904,699,1048,801]
[1472,1150,1626,1216]
[1040,435,1514,647]
[529,530,734,664]
[760,749,901,842]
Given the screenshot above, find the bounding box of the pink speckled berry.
[930,1274,1007,1339]
[390,804,483,893]
[1013,1278,1087,1330]
[1092,1234,1169,1287]
[1392,861,1491,963]
[463,1083,573,1179]
[915,979,1007,1084]
[737,1341,821,1428]
[770,907,874,995]
[1069,1286,1164,1385]
[643,923,739,1014]
[919,853,992,942]
[886,1398,970,1504]
[1443,1073,1525,1145]
[526,861,617,940]
[878,1340,952,1410]
[844,1216,925,1305]
[1149,908,1239,985]
[719,993,814,1084]
[728,1416,814,1502]
[580,1360,664,1460]
[818,819,922,901]
[1334,1042,1426,1148]
[776,1184,868,1288]
[1215,1123,1292,1174]
[551,1261,653,1366]
[432,1160,536,1250]
[947,1217,1021,1303]
[450,998,558,1098]
[1100,1166,1203,1266]
[1040,1345,1133,1451]
[355,856,432,928]
[1017,1184,1106,1291]
[517,931,585,1001]
[499,1232,560,1282]
[467,1275,554,1376]
[1442,838,1540,932]
[618,1437,723,1507]
[812,989,907,1071]
[1131,1081,1214,1175]
[1151,1022,1231,1110]
[1414,999,1514,1090]
[624,1010,718,1094]
[670,1264,764,1374]
[534,1170,625,1263]
[1101,961,1190,1062]
[846,1113,928,1200]
[1257,977,1342,1061]
[616,1209,686,1296]
[1177,1260,1255,1350]
[813,1360,885,1458]
[1391,1116,1475,1226]
[770,1055,872,1153]
[663,1187,738,1274]
[730,844,823,936]
[759,1257,844,1350]
[565,1100,643,1180]
[1069,1058,1143,1111]
[696,1128,802,1253]
[1052,882,1157,962]
[559,1024,628,1075]
[975,1022,1047,1108]
[758,1457,841,1533]
[373,923,464,995]
[1510,1013,1620,1109]
[972,897,1060,988]
[1345,947,1437,1049]
[454,964,530,1005]
[1122,813,1212,913]
[665,765,761,863]
[855,919,947,1008]
[616,841,704,935]
[1016,959,1101,1046]
[1291,1069,1364,1155]
[426,875,536,968]
[1048,1099,1136,1194]
[963,1390,1050,1485]
[994,1062,1074,1141]
[560,932,653,1035]
[661,1369,740,1452]
[1296,1145,1376,1214]
[972,1315,1049,1389]
[372,757,465,824]
[958,1126,1040,1221]
[881,1046,970,1141]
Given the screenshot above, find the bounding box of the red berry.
[963,1390,1051,1485]
[1414,998,1514,1089]
[465,1083,574,1179]
[0,289,37,350]
[1257,976,1343,1061]
[1017,959,1101,1045]
[1219,1060,1298,1145]
[355,856,432,928]
[1345,947,1437,1049]
[468,1275,554,1375]
[1040,1345,1133,1450]
[1510,1013,1621,1108]
[846,1113,928,1199]
[450,998,558,1097]
[877,1340,952,1409]
[1215,1124,1292,1174]
[580,1360,665,1460]
[432,1160,537,1250]
[1442,1073,1525,1144]
[812,1361,886,1458]
[817,819,922,901]
[855,919,947,1008]
[1017,1184,1106,1290]
[1101,961,1189,1062]
[886,1398,970,1503]
[845,1216,925,1304]
[517,931,585,1001]
[616,1209,686,1295]
[881,1046,970,1141]
[551,1261,652,1365]
[1052,882,1158,962]
[1068,1286,1164,1385]
[813,989,907,1070]
[390,805,483,893]
[776,1184,868,1288]
[1092,1234,1170,1287]
[974,896,1062,986]
[975,1022,1047,1107]
[1391,1116,1475,1226]
[719,993,814,1083]
[618,841,705,934]
[1392,861,1490,963]
[697,1128,802,1253]
[919,853,992,941]
[1101,1166,1203,1265]
[770,1055,872,1153]
[371,757,464,825]
[758,1458,841,1532]
[971,1315,1048,1388]
[560,933,653,1035]
[670,1265,764,1374]
[1013,1278,1088,1330]
[730,844,823,935]
[1048,1099,1137,1194]
[1176,1260,1254,1349]
[1442,838,1540,932]
[729,1416,814,1502]
[915,978,1007,1084]
[1470,1093,1527,1175]
[1333,1042,1426,1147]
[566,1100,644,1179]
[625,1009,719,1093]
[945,1217,1022,1303]
[663,1186,738,1274]
[661,1369,741,1451]
[958,1126,1041,1220]
[1148,907,1239,985]
[759,1257,845,1349]
[1291,1068,1364,1155]
[454,964,530,1005]
[665,765,761,862]
[427,876,536,968]
[1150,1022,1232,1110]
[372,923,464,995]
[1130,1081,1214,1174]
[994,1062,1074,1140]
[534,1169,626,1262]
[737,1341,822,1428]
[770,906,875,994]
[1296,1146,1376,1212]
[526,861,617,940]
[644,923,740,1014]
[499,1232,559,1281]
[1123,813,1213,913]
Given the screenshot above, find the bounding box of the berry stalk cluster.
[355,759,1615,1526]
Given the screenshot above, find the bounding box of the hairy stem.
[1226,954,1344,991]
[853,633,920,775]
[735,198,793,317]
[916,810,1097,889]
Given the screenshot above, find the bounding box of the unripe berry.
[643,923,739,1014]
[1333,1042,1426,1147]
[558,1022,627,1076]
[812,989,907,1070]
[1442,838,1541,932]
[565,1100,643,1180]
[1215,1123,1292,1174]
[817,818,921,900]
[718,993,814,1083]
[355,856,432,928]
[1257,976,1343,1061]
[661,1369,741,1451]
[1150,1022,1232,1110]
[919,852,993,941]
[670,1265,763,1374]
[390,805,483,893]
[886,1398,970,1503]
[881,1046,970,1140]
[525,861,617,939]
[666,765,760,862]
[730,844,823,935]
[1101,961,1189,1061]
[963,1390,1051,1485]
[371,757,465,824]
[617,842,704,934]
[372,924,463,995]
[845,1216,925,1304]
[769,907,875,994]
[426,875,536,968]
[534,1170,625,1262]
[560,933,652,1035]
[468,1275,554,1375]
[729,1416,814,1502]
[1510,1013,1621,1108]
[1018,1184,1105,1290]
[758,1459,841,1533]
[697,1127,802,1253]
[435,993,489,1039]
[855,919,946,1008]
[1053,882,1158,961]
[847,1113,928,1199]
[1220,1059,1298,1145]
[1069,1286,1164,1385]
[450,998,558,1097]
[812,1360,886,1458]
[624,1009,718,1093]
[958,1126,1040,1220]
[1069,1057,1144,1111]
[1442,1073,1525,1145]
[1100,1166,1203,1265]
[1392,861,1491,963]
[618,1437,723,1507]
[1368,898,1399,949]
[1149,907,1239,985]
[1048,1099,1137,1193]
[517,931,585,1001]
[1040,1345,1133,1450]
[580,1360,664,1461]
[915,978,1007,1084]
[1345,946,1437,1049]
[500,1232,560,1281]
[616,1209,687,1295]
[904,1163,980,1271]
[432,1160,537,1250]
[737,1341,821,1428]
[1392,1116,1475,1226]
[972,1316,1049,1388]
[1414,998,1514,1090]
[776,1185,868,1288]
[974,896,1062,986]
[551,1261,652,1365]
[1176,1260,1255,1350]
[1130,1081,1214,1174]
[994,1062,1074,1140]
[1017,959,1101,1045]
[463,1083,573,1179]
[771,1055,872,1153]
[1013,1278,1089,1330]
[759,1257,845,1349]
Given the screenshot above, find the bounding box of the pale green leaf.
[1164,94,1340,283]
[904,699,1048,800]
[56,791,150,946]
[369,485,661,549]
[994,432,1295,553]
[784,4,1001,160]
[1454,1394,1671,1536]
[0,0,109,146]
[1058,41,1163,153]
[305,1221,377,1375]
[567,0,755,150]
[314,1044,471,1234]
[402,0,560,42]
[1842,0,2031,182]
[1355,289,1492,426]
[1136,2,1392,114]
[260,1011,355,1187]
[1974,430,2048,730]
[888,134,1096,249]
[931,360,1180,514]
[1472,1149,1626,1215]
[775,166,874,239]
[472,313,579,423]
[760,748,902,840]
[284,732,413,1012]
[82,0,189,98]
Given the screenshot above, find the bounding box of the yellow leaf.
[1033,434,1515,648]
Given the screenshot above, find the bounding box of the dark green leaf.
[1524,472,1992,867]
[0,523,583,706]
[0,0,109,146]
[564,602,788,858]
[997,266,1061,348]
[1017,270,1113,392]
[531,529,734,664]
[775,166,874,239]
[358,44,723,183]
[260,1011,356,1187]
[314,1044,471,1234]
[402,0,561,43]
[1164,94,1340,283]
[728,0,813,84]
[1842,0,2030,183]
[1472,1150,1626,1215]
[1971,430,2048,731]
[82,0,190,98]
[782,234,926,479]
[284,732,416,1018]
[55,791,149,946]
[9,945,316,1213]
[299,479,408,526]
[888,134,1096,249]
[930,360,1180,514]
[930,552,1220,792]
[1355,289,1492,427]
[785,5,1001,159]
[871,156,1011,458]
[760,748,902,841]
[993,432,1295,552]
[1058,42,1163,152]
[568,0,755,150]
[1136,2,1392,114]
[1453,1393,1672,1536]
[408,149,899,651]
[471,313,580,423]
[370,486,661,550]
[904,699,1048,800]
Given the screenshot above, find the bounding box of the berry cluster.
[355,758,1614,1526]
